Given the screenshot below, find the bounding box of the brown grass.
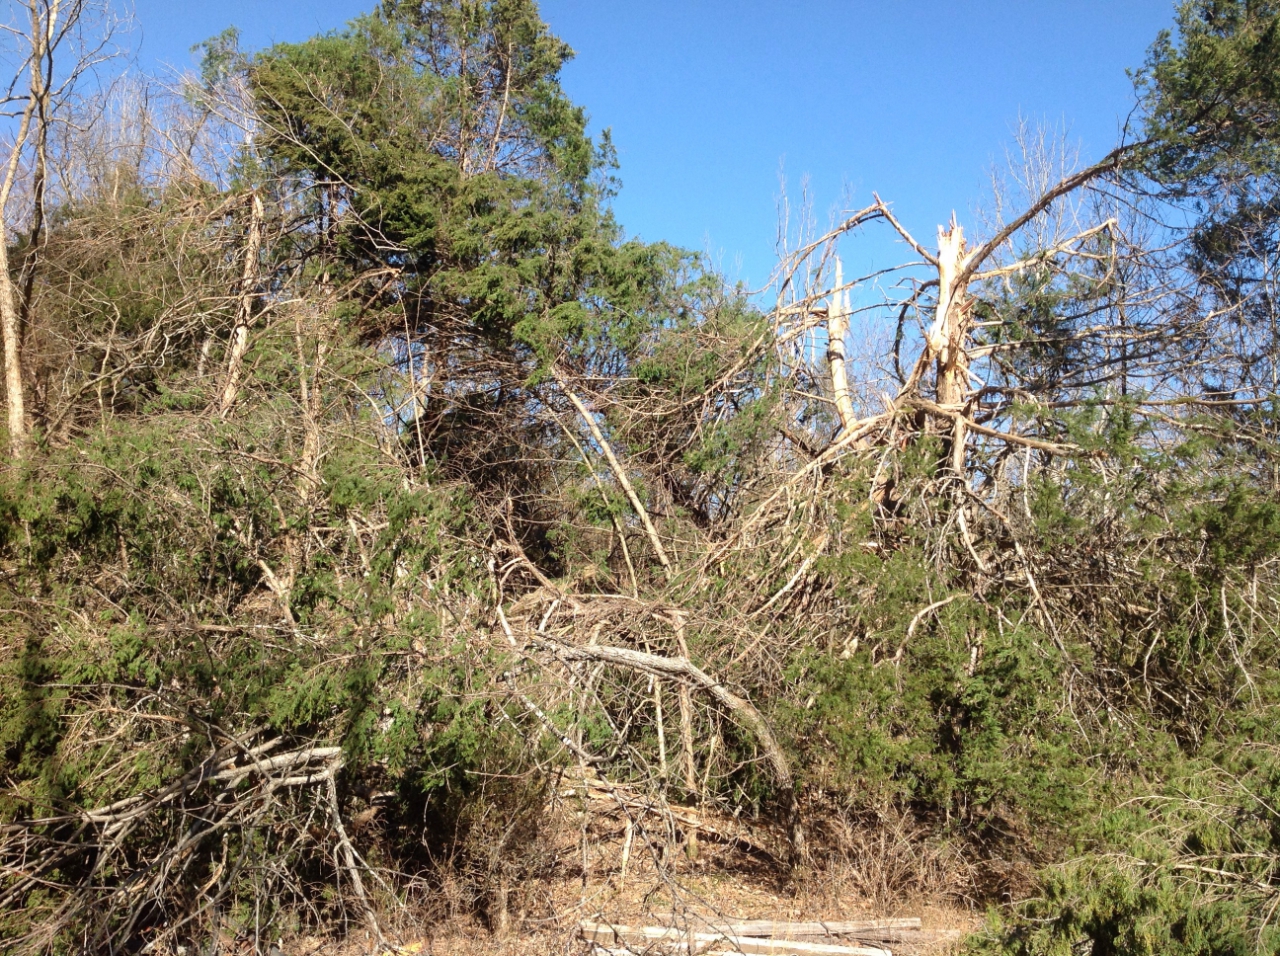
[261,794,980,956]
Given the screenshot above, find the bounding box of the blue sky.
[128,0,1178,288]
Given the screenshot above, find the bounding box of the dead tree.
[773,141,1140,479]
[0,0,111,459]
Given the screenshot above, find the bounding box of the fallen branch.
[327,769,384,941]
[533,638,806,862]
[554,366,675,578]
[909,398,1084,455]
[704,919,921,938]
[579,922,892,956]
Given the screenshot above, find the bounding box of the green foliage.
[1139,0,1280,334]
[972,750,1280,956]
[1186,483,1280,571]
[1141,0,1280,188]
[248,0,655,359]
[777,568,1087,852]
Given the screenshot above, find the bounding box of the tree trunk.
[15,15,54,440]
[0,241,27,460]
[927,221,971,474]
[0,1,60,460]
[826,257,856,433]
[217,191,265,416]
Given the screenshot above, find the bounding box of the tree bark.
[0,234,28,459]
[0,1,62,460]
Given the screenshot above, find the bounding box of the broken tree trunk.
[925,219,972,475]
[827,257,857,434]
[217,191,265,417]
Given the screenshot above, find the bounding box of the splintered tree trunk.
[826,257,856,433]
[217,191,265,417]
[926,221,972,474]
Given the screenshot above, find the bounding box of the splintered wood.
[579,918,929,956]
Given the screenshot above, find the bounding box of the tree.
[0,0,107,460]
[1139,0,1280,402]
[248,0,627,347]
[245,0,701,566]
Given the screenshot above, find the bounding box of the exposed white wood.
[579,922,893,956]
[827,257,857,432]
[707,918,922,937]
[218,191,266,416]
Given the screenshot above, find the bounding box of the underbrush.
[968,742,1280,956]
[4,410,1280,954]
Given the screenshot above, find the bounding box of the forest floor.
[279,878,977,956]
[272,787,982,956]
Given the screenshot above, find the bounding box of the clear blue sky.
[128,0,1178,288]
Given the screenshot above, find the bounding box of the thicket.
[1,1,1279,954]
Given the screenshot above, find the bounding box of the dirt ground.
[276,789,981,956]
[283,883,976,956]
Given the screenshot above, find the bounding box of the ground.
[274,785,981,956]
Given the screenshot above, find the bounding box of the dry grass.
[255,796,980,956]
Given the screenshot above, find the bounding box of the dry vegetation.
[3,2,1280,955]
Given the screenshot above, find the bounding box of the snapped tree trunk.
[926,220,972,475]
[826,257,856,433]
[217,191,265,417]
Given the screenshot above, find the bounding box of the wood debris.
[578,918,937,956]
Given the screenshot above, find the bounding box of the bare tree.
[0,0,111,458]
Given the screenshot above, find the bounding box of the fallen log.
[700,919,921,938]
[578,922,892,956]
